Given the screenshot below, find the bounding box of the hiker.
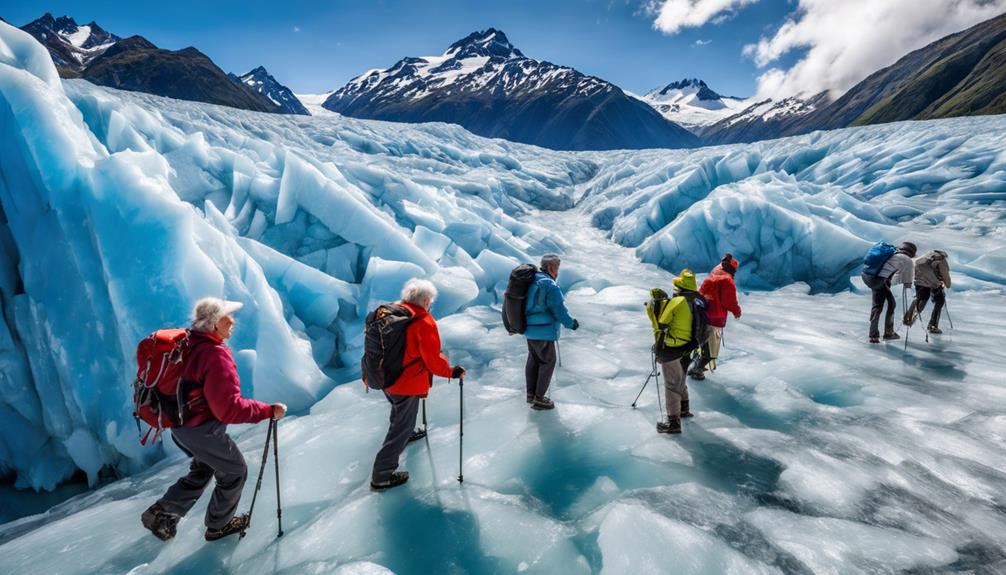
[524,254,579,411]
[905,249,952,334]
[689,253,742,380]
[862,241,916,343]
[645,270,699,434]
[141,298,287,542]
[371,279,465,491]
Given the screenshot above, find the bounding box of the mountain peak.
[659,78,707,93]
[446,28,523,59]
[656,78,730,101]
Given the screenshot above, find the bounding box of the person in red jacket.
[689,254,742,381]
[141,298,286,542]
[371,279,465,491]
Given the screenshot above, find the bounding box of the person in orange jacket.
[371,279,465,491]
[689,254,742,380]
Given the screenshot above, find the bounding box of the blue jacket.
[524,272,575,341]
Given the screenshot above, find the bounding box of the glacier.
[2,21,1006,574]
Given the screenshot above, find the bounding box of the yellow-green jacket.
[645,295,692,348]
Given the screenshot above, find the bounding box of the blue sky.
[3,0,802,96]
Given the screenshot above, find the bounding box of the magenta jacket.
[182,331,274,427]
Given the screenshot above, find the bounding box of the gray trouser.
[525,339,557,398]
[661,355,690,418]
[156,420,248,529]
[372,392,421,483]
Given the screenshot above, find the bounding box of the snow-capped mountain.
[322,28,698,151]
[641,78,749,129]
[237,66,309,115]
[20,13,119,70]
[699,92,829,145]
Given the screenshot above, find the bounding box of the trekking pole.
[422,398,428,435]
[944,296,954,330]
[655,365,665,422]
[632,353,658,408]
[272,419,283,538]
[457,377,464,484]
[241,418,274,538]
[556,340,562,368]
[902,286,911,351]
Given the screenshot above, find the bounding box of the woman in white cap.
[141,297,286,542]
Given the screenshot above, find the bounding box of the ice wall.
[2,17,1006,495]
[0,22,597,491]
[578,121,1006,291]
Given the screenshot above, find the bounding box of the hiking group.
[134,242,951,541]
[861,241,953,343]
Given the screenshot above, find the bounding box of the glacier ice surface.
[2,20,1006,575]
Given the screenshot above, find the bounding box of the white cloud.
[745,0,1006,100]
[293,25,301,33]
[648,0,760,34]
[694,39,713,46]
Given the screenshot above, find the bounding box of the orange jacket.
[385,302,454,396]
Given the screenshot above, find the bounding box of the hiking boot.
[680,401,694,418]
[882,332,900,341]
[141,503,180,541]
[526,393,534,404]
[927,326,943,335]
[531,396,555,411]
[869,335,880,344]
[408,429,427,443]
[204,513,250,542]
[371,471,409,491]
[656,417,682,434]
[687,369,706,381]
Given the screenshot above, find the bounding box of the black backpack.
[502,264,538,335]
[361,304,416,390]
[684,294,712,352]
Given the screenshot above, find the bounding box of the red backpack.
[132,329,196,444]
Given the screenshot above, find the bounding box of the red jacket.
[183,331,274,427]
[699,264,742,328]
[386,302,454,396]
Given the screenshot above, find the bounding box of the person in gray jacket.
[862,242,916,343]
[904,250,951,334]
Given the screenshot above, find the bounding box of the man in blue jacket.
[524,254,579,410]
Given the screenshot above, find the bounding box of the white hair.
[401,279,438,307]
[540,254,561,271]
[192,297,243,332]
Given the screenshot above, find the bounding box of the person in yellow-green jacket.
[644,269,699,434]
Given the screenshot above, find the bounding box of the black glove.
[571,319,580,331]
[451,365,466,379]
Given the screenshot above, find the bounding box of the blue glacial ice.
[2,21,1006,574]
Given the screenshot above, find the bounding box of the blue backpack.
[863,242,897,276]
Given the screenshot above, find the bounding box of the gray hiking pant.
[660,355,690,418]
[525,339,557,398]
[372,391,421,483]
[156,420,248,530]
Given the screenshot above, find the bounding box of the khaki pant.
[660,355,690,417]
[692,327,722,373]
